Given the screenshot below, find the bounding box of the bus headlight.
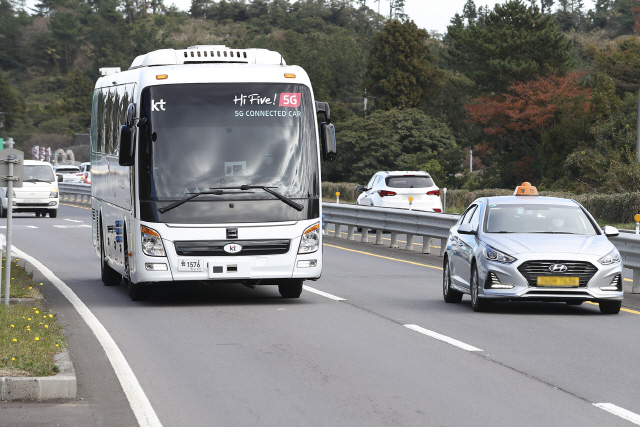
[141,226,166,256]
[298,223,320,254]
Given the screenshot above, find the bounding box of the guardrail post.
[390,232,398,248]
[406,234,414,251]
[361,228,369,243]
[323,222,328,235]
[375,229,383,245]
[439,239,446,257]
[634,270,640,294]
[335,224,342,239]
[347,226,355,241]
[422,237,432,254]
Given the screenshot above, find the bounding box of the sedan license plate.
[401,195,422,200]
[178,259,204,272]
[537,276,579,287]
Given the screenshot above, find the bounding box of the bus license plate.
[178,259,204,272]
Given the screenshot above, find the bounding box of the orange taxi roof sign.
[514,182,539,196]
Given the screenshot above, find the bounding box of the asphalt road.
[1,204,640,426]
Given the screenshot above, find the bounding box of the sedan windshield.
[24,165,55,182]
[485,204,598,235]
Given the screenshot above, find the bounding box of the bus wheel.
[278,280,303,298]
[101,225,122,286]
[128,281,148,301]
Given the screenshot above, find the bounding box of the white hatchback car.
[356,171,443,212]
[0,160,59,218]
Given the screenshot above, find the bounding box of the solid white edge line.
[1,236,162,427]
[303,285,346,301]
[594,403,640,425]
[404,324,483,352]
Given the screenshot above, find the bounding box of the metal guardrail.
[58,182,91,204]
[609,230,640,293]
[322,202,640,292]
[322,202,458,256]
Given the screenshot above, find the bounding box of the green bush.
[322,183,640,224]
[322,182,359,203]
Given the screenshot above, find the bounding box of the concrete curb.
[1,255,78,401]
[0,349,77,401]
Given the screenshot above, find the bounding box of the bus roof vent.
[99,67,121,76]
[129,46,285,69]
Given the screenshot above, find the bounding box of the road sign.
[0,148,23,188]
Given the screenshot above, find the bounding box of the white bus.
[91,45,336,300]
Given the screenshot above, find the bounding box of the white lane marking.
[303,285,346,301]
[64,219,84,223]
[53,225,91,228]
[404,324,483,352]
[594,403,640,425]
[0,235,162,427]
[0,225,38,229]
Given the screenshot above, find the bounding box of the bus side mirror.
[320,122,337,162]
[119,103,136,166]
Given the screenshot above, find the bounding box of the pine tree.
[462,0,477,24]
[363,19,445,110]
[446,0,572,92]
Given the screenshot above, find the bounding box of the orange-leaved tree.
[464,72,592,186]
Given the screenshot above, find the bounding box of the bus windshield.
[138,83,319,223]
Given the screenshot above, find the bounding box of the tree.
[324,108,463,185]
[363,19,445,110]
[446,0,573,92]
[462,0,477,24]
[0,69,25,138]
[465,72,592,186]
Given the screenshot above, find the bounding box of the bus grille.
[174,240,290,256]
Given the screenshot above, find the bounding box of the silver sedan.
[443,194,624,313]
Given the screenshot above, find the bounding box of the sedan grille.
[174,240,290,256]
[517,260,598,287]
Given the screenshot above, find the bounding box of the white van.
[0,160,59,218]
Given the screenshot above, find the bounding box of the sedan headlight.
[141,226,166,256]
[598,249,620,265]
[50,189,58,198]
[298,223,320,254]
[481,242,516,264]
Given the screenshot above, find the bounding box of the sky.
[156,0,599,34]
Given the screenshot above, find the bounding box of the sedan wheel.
[443,260,462,303]
[599,300,621,314]
[470,265,492,312]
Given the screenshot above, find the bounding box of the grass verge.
[0,255,67,377]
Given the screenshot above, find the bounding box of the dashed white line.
[303,285,346,301]
[0,235,163,427]
[594,403,640,425]
[404,324,483,352]
[63,219,84,223]
[53,225,91,228]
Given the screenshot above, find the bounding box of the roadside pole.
[0,145,24,305]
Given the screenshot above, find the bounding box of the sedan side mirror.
[355,185,365,192]
[458,223,477,235]
[603,225,619,237]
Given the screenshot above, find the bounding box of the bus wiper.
[158,190,227,214]
[206,185,304,212]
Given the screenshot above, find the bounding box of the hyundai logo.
[223,243,242,254]
[549,264,568,273]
